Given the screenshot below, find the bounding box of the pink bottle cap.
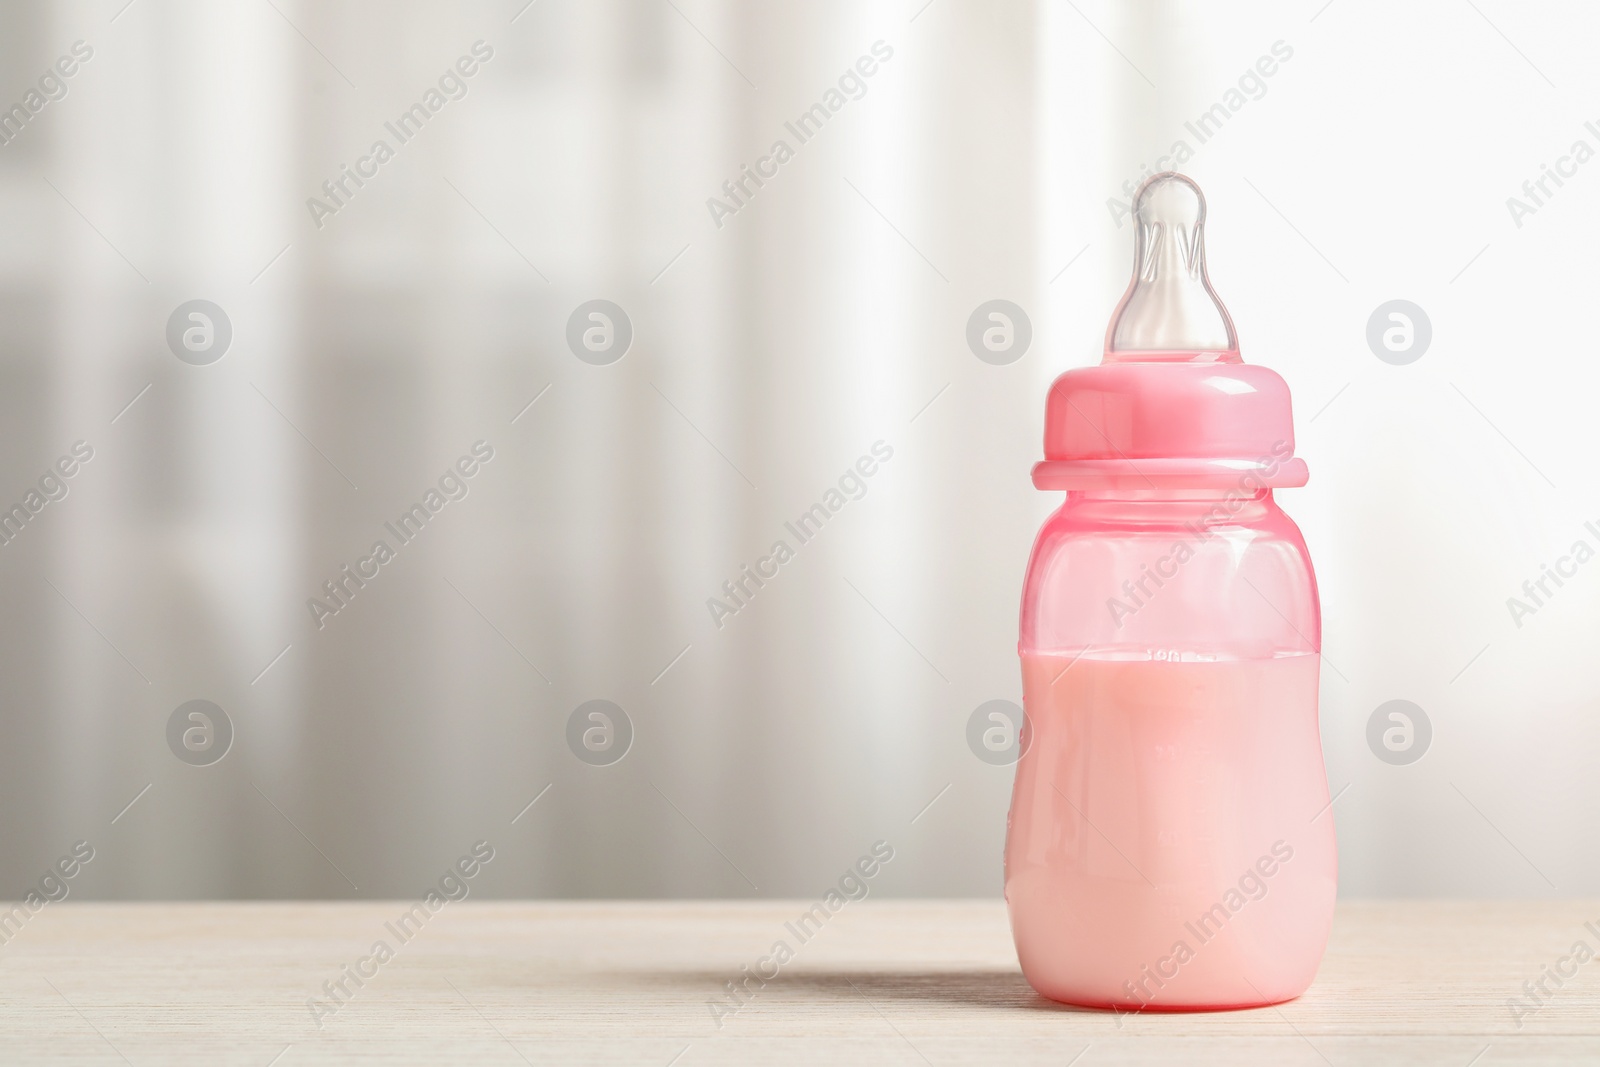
[1033,173,1307,491]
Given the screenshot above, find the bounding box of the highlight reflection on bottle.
[1006,173,1336,1010]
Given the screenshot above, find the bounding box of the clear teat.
[1105,173,1238,362]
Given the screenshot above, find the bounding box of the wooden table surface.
[4,900,1598,1065]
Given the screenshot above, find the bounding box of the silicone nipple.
[1105,173,1239,362]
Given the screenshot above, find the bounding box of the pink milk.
[1006,173,1336,1009]
[1008,653,1335,1008]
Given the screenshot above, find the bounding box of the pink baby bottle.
[1005,173,1336,1010]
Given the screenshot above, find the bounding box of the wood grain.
[2,900,1597,1065]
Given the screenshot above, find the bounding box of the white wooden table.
[4,900,1597,1064]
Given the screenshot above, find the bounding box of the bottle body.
[1005,489,1335,1009]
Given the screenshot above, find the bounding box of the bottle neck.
[1063,487,1275,526]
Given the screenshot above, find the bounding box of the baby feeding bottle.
[1005,173,1336,1010]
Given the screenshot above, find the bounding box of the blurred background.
[0,0,1595,900]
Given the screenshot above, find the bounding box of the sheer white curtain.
[37,0,305,894]
[3,0,1039,899]
[14,0,1591,901]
